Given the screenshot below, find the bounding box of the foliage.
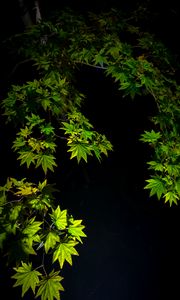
[0,177,87,299]
[0,5,180,300]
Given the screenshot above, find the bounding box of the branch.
[33,0,42,24]
[74,60,108,70]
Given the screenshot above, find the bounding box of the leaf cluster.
[0,177,86,299]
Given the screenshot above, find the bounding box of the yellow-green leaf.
[36,154,57,174]
[23,217,42,236]
[68,219,87,243]
[35,270,64,300]
[50,206,67,230]
[44,232,60,254]
[12,262,41,297]
[53,240,79,269]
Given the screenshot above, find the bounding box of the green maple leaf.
[12,262,41,297]
[164,191,179,206]
[40,124,55,135]
[93,53,108,67]
[41,99,51,111]
[68,142,92,163]
[61,122,75,134]
[9,205,22,221]
[12,136,26,151]
[144,177,166,199]
[22,236,37,255]
[17,151,37,168]
[22,217,42,236]
[19,126,32,138]
[44,231,60,254]
[38,179,47,191]
[26,114,44,128]
[35,270,64,300]
[147,161,164,171]
[68,219,87,243]
[53,240,79,269]
[36,154,57,174]
[50,206,67,230]
[140,130,161,144]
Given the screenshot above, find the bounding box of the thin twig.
[74,60,107,70]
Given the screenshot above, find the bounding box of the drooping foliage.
[0,6,180,300]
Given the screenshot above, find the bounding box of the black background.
[0,1,180,299]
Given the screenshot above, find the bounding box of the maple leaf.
[35,270,64,300]
[164,191,179,206]
[9,205,22,221]
[38,179,47,191]
[53,240,79,269]
[41,99,51,111]
[140,130,161,144]
[17,151,37,168]
[68,219,87,243]
[12,262,41,297]
[68,142,92,163]
[50,206,67,230]
[93,53,108,67]
[40,124,55,135]
[44,231,60,254]
[144,177,166,199]
[19,126,32,138]
[147,161,164,171]
[15,185,38,196]
[21,236,37,255]
[36,154,57,174]
[22,217,42,236]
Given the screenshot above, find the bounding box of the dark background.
[0,1,180,299]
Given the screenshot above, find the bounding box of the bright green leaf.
[50,206,67,230]
[140,130,161,144]
[12,262,41,297]
[9,205,22,221]
[23,217,42,236]
[36,154,57,174]
[164,191,179,206]
[68,219,87,243]
[68,142,92,163]
[17,151,37,168]
[53,240,79,269]
[44,232,60,254]
[144,177,166,200]
[35,270,64,300]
